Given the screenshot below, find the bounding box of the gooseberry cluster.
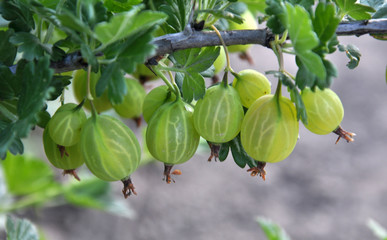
[41,9,354,198]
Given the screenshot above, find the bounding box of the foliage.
[0,0,384,199]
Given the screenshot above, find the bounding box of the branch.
[336,19,387,36]
[10,19,387,74]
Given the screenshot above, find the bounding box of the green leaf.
[265,0,287,34]
[288,0,314,12]
[1,154,55,195]
[334,0,375,20]
[48,75,72,101]
[159,0,192,33]
[80,43,99,72]
[182,72,206,102]
[115,30,157,74]
[0,30,17,66]
[338,44,361,69]
[0,0,35,32]
[0,65,17,100]
[0,100,18,123]
[10,32,51,61]
[372,3,387,18]
[103,0,142,12]
[173,47,220,73]
[17,57,54,120]
[97,63,127,104]
[94,7,167,47]
[367,218,387,240]
[218,142,229,161]
[229,134,257,168]
[6,215,39,240]
[239,0,267,14]
[286,3,326,81]
[257,217,291,240]
[64,177,135,219]
[0,57,53,158]
[57,10,95,37]
[196,9,244,24]
[172,47,219,102]
[313,3,341,46]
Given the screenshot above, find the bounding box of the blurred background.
[1,34,387,240]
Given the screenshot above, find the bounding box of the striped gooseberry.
[43,127,84,179]
[214,46,226,74]
[48,103,86,147]
[142,85,176,123]
[301,87,344,135]
[241,94,299,163]
[227,10,257,53]
[72,69,112,113]
[80,115,141,182]
[232,69,271,108]
[193,83,244,143]
[146,99,200,166]
[113,78,146,119]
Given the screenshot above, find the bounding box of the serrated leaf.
[48,75,72,101]
[0,57,53,158]
[57,9,94,36]
[286,3,326,81]
[115,30,157,74]
[0,65,16,100]
[104,0,143,12]
[288,0,314,12]
[80,43,99,72]
[313,3,341,46]
[239,0,267,14]
[17,57,54,120]
[265,0,287,34]
[6,215,39,240]
[57,11,95,37]
[174,47,220,73]
[95,8,167,47]
[0,0,35,32]
[182,72,206,102]
[1,154,55,195]
[0,30,17,66]
[257,217,291,240]
[97,63,127,104]
[372,3,387,18]
[159,0,192,33]
[196,9,244,24]
[229,134,257,168]
[335,0,375,20]
[338,44,361,69]
[10,32,51,61]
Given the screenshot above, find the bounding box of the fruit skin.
[241,94,299,163]
[301,87,344,135]
[48,103,87,146]
[133,64,158,81]
[72,70,112,113]
[81,115,141,181]
[142,85,176,123]
[193,83,244,143]
[232,69,271,108]
[146,99,200,165]
[214,46,226,74]
[227,11,257,53]
[113,78,146,118]
[43,127,84,170]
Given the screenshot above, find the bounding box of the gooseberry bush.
[0,0,386,198]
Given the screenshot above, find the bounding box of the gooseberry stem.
[211,25,233,74]
[86,65,98,118]
[152,65,181,100]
